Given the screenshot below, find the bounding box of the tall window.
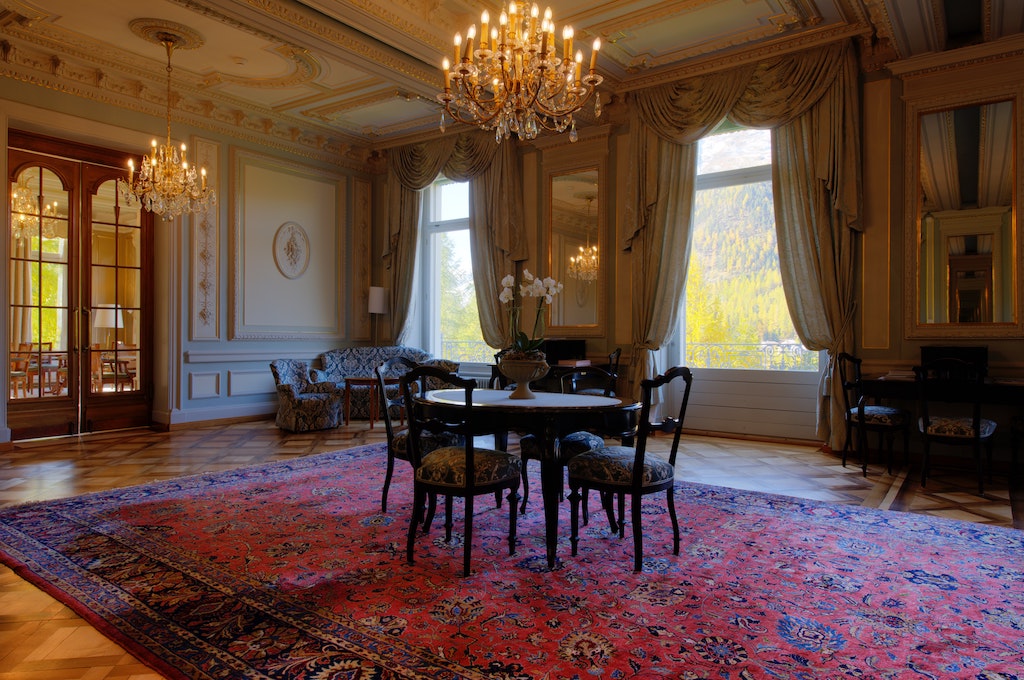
[681,127,817,371]
[420,179,491,363]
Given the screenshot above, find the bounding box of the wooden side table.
[343,376,398,429]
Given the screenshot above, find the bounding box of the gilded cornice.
[612,22,869,93]
[887,33,1024,77]
[0,34,373,170]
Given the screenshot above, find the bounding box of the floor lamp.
[368,287,388,346]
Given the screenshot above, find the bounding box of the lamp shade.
[368,286,388,315]
[93,306,122,329]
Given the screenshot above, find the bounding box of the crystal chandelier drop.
[10,177,62,241]
[568,195,598,281]
[437,2,604,143]
[118,31,215,219]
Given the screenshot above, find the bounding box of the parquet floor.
[0,419,1020,679]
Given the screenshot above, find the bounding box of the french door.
[8,133,152,439]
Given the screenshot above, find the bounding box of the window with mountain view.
[681,127,818,371]
[421,179,491,363]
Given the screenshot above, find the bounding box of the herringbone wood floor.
[1,419,1020,679]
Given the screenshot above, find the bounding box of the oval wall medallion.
[273,221,310,279]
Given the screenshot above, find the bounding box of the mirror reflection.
[549,168,599,328]
[917,99,1015,325]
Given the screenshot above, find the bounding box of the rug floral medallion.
[1,443,1022,679]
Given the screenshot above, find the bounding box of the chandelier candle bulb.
[481,11,489,50]
[453,33,461,65]
[590,38,601,72]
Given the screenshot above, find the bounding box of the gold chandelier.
[438,2,603,143]
[118,27,215,219]
[10,176,62,241]
[568,195,598,281]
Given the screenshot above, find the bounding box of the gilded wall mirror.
[547,167,602,334]
[907,96,1023,338]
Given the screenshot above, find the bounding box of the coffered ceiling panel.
[2,0,1022,164]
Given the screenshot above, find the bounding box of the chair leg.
[667,487,680,557]
[631,494,643,573]
[507,487,518,556]
[494,490,502,508]
[884,432,894,475]
[407,486,425,565]
[568,484,581,556]
[841,422,852,468]
[859,427,869,477]
[463,495,474,577]
[444,496,454,542]
[921,439,930,487]
[381,449,396,512]
[519,460,530,515]
[423,494,437,533]
[617,493,626,539]
[601,491,618,533]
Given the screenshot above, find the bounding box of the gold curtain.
[624,40,861,447]
[384,131,526,348]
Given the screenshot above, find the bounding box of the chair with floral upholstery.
[567,365,693,572]
[836,352,911,475]
[377,356,460,513]
[270,359,343,432]
[402,364,521,577]
[914,357,996,494]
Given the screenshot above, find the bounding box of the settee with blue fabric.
[309,345,458,421]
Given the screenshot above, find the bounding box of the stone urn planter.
[497,356,549,400]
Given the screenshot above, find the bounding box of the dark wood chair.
[517,366,617,516]
[401,365,522,576]
[567,365,693,572]
[376,356,419,512]
[914,357,997,494]
[836,352,911,475]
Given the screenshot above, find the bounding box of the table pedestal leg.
[540,435,561,570]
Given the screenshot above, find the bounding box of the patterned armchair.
[270,359,344,432]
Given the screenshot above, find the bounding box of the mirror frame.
[543,145,608,338]
[904,89,1023,339]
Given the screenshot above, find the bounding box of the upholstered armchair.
[270,359,344,432]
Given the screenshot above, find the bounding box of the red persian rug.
[1,443,1022,679]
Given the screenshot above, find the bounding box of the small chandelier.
[438,2,604,143]
[568,242,598,281]
[10,176,62,241]
[568,196,598,281]
[118,28,215,219]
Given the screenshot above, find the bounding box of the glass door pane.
[9,166,70,399]
[89,178,141,394]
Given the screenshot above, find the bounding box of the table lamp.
[368,286,388,345]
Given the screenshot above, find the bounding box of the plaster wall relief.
[191,137,220,340]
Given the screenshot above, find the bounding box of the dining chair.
[567,365,693,572]
[914,357,997,495]
[401,364,521,577]
[376,356,458,513]
[9,353,30,399]
[518,366,616,515]
[836,352,911,475]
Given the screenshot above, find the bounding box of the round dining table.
[417,388,640,570]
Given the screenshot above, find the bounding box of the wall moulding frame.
[229,148,346,340]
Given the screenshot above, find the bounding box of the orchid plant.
[499,269,564,358]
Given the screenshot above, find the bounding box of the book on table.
[557,359,591,367]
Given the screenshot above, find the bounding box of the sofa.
[310,345,434,421]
